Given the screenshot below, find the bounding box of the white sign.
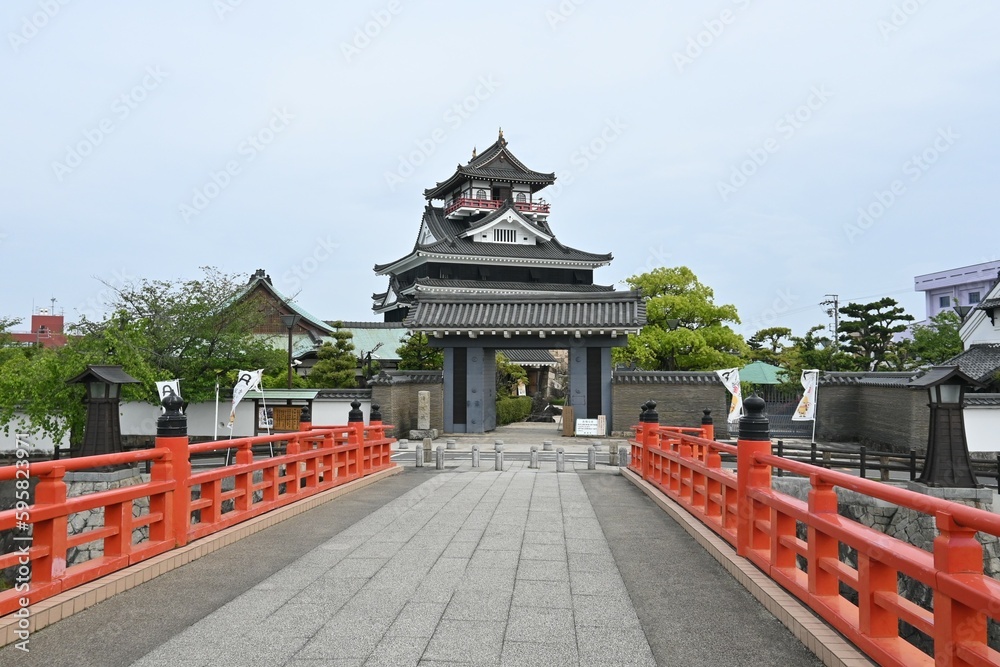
[575,418,600,436]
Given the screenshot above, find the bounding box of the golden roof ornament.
[472,146,477,159]
[498,127,506,145]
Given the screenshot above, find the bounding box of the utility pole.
[820,294,839,370]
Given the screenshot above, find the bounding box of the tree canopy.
[305,323,357,388]
[0,268,287,442]
[614,266,748,371]
[910,310,963,365]
[396,332,444,371]
[838,298,915,371]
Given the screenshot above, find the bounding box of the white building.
[914,260,1000,323]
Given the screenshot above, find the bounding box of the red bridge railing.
[628,398,1000,667]
[0,407,394,617]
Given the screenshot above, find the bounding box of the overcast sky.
[2,1,997,340]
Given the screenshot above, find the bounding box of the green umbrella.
[740,361,787,385]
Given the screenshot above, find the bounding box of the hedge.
[496,396,532,426]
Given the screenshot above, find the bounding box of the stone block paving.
[128,462,657,667]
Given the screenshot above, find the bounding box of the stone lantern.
[910,365,984,488]
[67,364,139,459]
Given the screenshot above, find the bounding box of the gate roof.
[404,291,645,338]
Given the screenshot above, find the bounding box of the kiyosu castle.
[373,130,645,433]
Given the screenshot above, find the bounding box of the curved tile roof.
[373,205,611,274]
[424,136,555,199]
[404,291,645,330]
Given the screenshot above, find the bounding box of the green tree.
[784,325,836,375]
[838,298,915,371]
[911,310,963,365]
[396,332,444,371]
[495,352,527,396]
[73,267,285,401]
[614,266,749,370]
[0,269,286,443]
[0,342,90,442]
[306,323,356,388]
[747,326,792,366]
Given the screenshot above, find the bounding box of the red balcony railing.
[0,416,395,618]
[444,197,551,217]
[627,415,1000,667]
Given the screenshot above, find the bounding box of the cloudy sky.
[2,1,997,340]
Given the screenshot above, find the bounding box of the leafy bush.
[496,396,532,425]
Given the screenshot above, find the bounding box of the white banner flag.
[155,379,181,402]
[716,368,743,423]
[792,369,819,421]
[229,370,263,428]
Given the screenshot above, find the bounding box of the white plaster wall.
[0,415,70,452]
[119,401,256,438]
[966,406,1000,452]
[311,398,371,427]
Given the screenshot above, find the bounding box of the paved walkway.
[3,438,842,666]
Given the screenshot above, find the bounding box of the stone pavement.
[114,457,822,667]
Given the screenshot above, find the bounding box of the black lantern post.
[280,313,301,389]
[910,365,984,488]
[67,365,139,460]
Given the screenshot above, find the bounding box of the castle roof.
[373,204,611,275]
[423,133,556,200]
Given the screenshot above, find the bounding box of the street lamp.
[280,313,301,389]
[910,365,983,488]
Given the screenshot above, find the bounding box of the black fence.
[755,387,812,438]
[724,440,1000,490]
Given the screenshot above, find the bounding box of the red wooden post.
[298,404,312,432]
[807,475,839,597]
[736,395,771,559]
[701,409,715,442]
[347,399,365,479]
[933,511,987,666]
[641,400,659,482]
[155,393,191,547]
[31,466,68,587]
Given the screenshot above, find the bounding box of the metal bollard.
[415,445,424,467]
[446,439,456,450]
[398,438,409,450]
[472,445,480,468]
[556,447,565,473]
[529,445,538,469]
[436,445,445,470]
[542,440,553,451]
[618,446,629,468]
[587,446,596,470]
[495,444,504,471]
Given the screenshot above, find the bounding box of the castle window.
[476,189,489,200]
[515,192,527,203]
[493,228,517,243]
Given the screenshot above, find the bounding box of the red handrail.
[0,420,396,617]
[628,420,1000,666]
[443,197,551,216]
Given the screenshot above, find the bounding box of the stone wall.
[611,372,730,438]
[370,371,444,437]
[814,374,929,452]
[65,469,150,565]
[856,386,928,453]
[813,385,859,443]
